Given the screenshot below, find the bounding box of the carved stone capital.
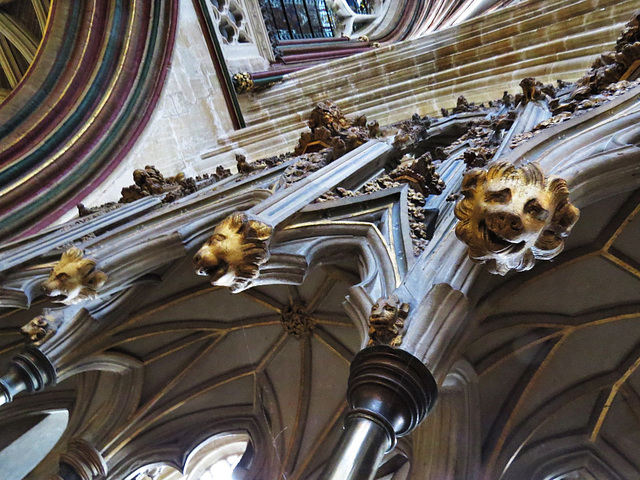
[59,439,107,480]
[367,295,409,347]
[454,162,580,275]
[41,248,108,305]
[194,213,273,292]
[347,345,438,446]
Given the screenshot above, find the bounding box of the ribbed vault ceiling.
[0,0,48,102]
[467,188,640,480]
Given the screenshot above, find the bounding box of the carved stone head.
[454,162,580,275]
[194,213,273,291]
[368,295,410,347]
[41,248,108,304]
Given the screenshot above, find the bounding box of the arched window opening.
[0,409,69,480]
[131,433,251,480]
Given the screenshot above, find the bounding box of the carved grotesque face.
[368,295,410,347]
[455,162,580,275]
[41,248,108,304]
[194,213,272,291]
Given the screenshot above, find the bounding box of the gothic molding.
[411,361,481,480]
[400,284,469,382]
[105,408,275,480]
[506,83,640,206]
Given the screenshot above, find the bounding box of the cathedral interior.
[0,0,639,479]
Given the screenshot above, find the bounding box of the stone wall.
[200,0,638,170]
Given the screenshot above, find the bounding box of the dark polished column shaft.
[320,414,391,480]
[0,347,56,406]
[320,345,438,480]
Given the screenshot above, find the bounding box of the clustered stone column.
[320,345,438,480]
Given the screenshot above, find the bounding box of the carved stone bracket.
[41,248,108,305]
[194,212,273,292]
[367,295,409,347]
[454,162,580,275]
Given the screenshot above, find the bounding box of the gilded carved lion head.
[41,248,108,304]
[193,213,273,291]
[454,162,580,275]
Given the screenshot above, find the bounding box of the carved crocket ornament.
[368,295,410,347]
[194,212,273,291]
[454,162,580,275]
[41,248,108,304]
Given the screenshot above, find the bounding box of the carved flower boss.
[455,162,580,275]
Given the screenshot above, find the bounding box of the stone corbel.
[367,295,409,347]
[21,315,60,344]
[194,139,394,291]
